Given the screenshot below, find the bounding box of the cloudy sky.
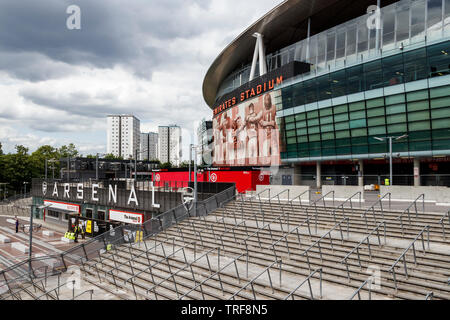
[0,0,283,159]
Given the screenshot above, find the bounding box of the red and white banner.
[43,200,80,213]
[109,210,144,225]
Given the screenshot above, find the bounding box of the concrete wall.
[255,185,310,202]
[321,186,365,201]
[380,186,450,204]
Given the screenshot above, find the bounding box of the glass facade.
[278,79,450,161]
[216,0,450,100]
[277,41,450,111]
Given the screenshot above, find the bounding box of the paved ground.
[0,216,88,271]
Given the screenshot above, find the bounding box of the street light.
[96,153,106,181]
[23,181,29,198]
[28,203,52,274]
[373,134,408,186]
[190,144,199,214]
[46,159,58,180]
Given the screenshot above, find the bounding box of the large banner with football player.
[212,90,281,167]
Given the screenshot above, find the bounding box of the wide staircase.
[2,194,449,300]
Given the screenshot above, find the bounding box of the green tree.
[160,162,173,169]
[103,153,124,160]
[179,161,194,168]
[1,145,32,194]
[59,143,79,158]
[29,145,60,179]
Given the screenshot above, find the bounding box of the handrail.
[71,289,94,300]
[298,217,349,272]
[283,268,323,300]
[1,185,237,280]
[349,278,373,300]
[148,246,227,299]
[267,216,313,261]
[288,190,311,211]
[312,190,335,208]
[307,190,335,233]
[36,279,74,300]
[228,259,282,300]
[395,194,425,237]
[361,192,391,232]
[438,210,450,239]
[124,240,195,286]
[91,237,180,279]
[269,189,290,204]
[179,251,246,300]
[0,265,61,301]
[244,188,271,202]
[388,225,430,291]
[340,221,387,281]
[329,191,362,223]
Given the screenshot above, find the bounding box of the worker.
[74,224,79,243]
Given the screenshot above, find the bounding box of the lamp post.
[96,153,106,181]
[47,159,58,179]
[0,183,8,200]
[28,203,52,275]
[190,144,199,214]
[373,134,408,186]
[23,181,29,198]
[189,144,193,184]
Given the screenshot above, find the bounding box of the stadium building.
[203,0,450,188]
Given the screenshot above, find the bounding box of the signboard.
[86,220,92,234]
[212,90,281,167]
[109,209,144,225]
[43,200,80,213]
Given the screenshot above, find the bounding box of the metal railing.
[340,221,387,282]
[228,259,283,300]
[395,194,425,237]
[439,210,450,239]
[388,225,430,291]
[71,289,94,300]
[298,217,350,273]
[349,278,373,300]
[330,191,362,223]
[269,189,290,204]
[307,190,335,233]
[35,279,75,300]
[0,185,236,290]
[284,268,323,300]
[425,292,434,300]
[361,193,391,232]
[288,190,312,212]
[178,251,246,300]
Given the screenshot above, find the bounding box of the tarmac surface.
[0,216,88,271]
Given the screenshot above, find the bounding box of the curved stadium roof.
[202,0,398,109]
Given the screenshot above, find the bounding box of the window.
[349,119,367,129]
[404,48,428,82]
[47,210,59,219]
[364,60,383,90]
[411,1,426,40]
[382,54,404,86]
[330,70,347,98]
[428,42,450,77]
[382,9,396,47]
[347,65,365,94]
[396,6,410,43]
